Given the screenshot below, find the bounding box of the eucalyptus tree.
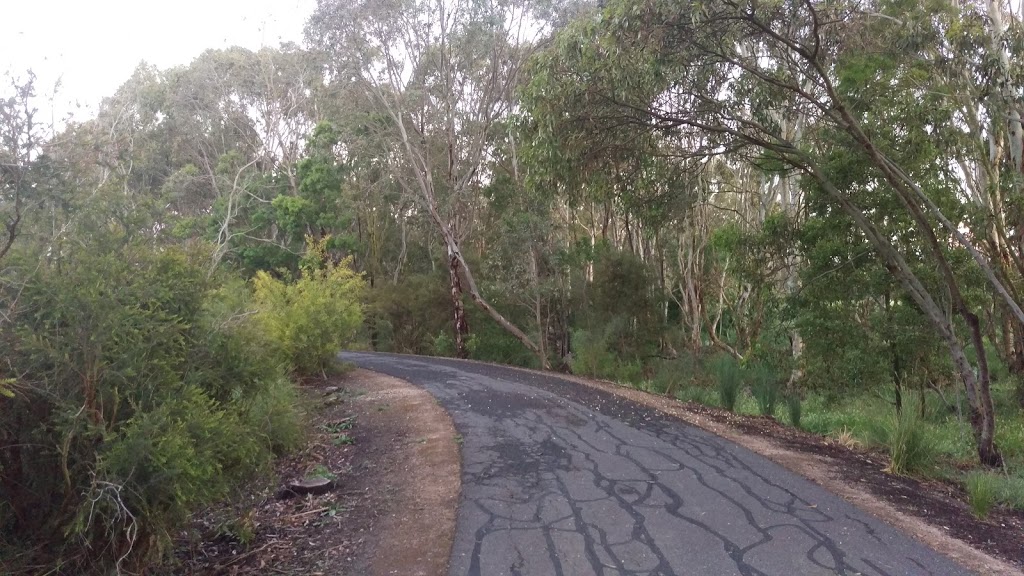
[528,0,1020,466]
[306,0,564,364]
[0,73,47,264]
[921,1,1024,376]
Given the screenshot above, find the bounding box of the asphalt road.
[341,351,973,576]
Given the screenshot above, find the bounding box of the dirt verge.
[165,369,460,576]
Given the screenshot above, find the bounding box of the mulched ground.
[676,401,1024,568]
[162,377,393,575]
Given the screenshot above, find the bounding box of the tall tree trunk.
[530,248,548,368]
[449,249,470,359]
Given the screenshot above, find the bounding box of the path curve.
[342,351,974,576]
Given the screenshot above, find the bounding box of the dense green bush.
[0,247,302,574]
[571,323,645,383]
[253,254,365,376]
[652,353,698,396]
[367,273,451,355]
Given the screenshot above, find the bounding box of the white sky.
[1,0,318,121]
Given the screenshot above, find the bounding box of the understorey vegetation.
[5,0,1024,571]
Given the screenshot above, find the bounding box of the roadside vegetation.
[6,0,1024,572]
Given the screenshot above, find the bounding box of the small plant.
[331,433,355,446]
[710,354,742,412]
[652,353,697,396]
[786,394,802,428]
[829,426,862,449]
[675,385,716,406]
[214,511,257,546]
[454,434,464,445]
[321,418,355,434]
[308,464,337,481]
[748,363,781,417]
[965,472,999,518]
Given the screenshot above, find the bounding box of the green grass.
[748,364,781,417]
[786,394,802,428]
[965,471,999,518]
[331,433,355,446]
[710,355,742,412]
[674,385,718,406]
[868,403,939,476]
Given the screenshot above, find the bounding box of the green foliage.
[866,399,938,476]
[95,385,265,544]
[965,472,998,518]
[674,385,718,406]
[747,363,782,417]
[308,464,337,482]
[0,246,302,574]
[253,247,365,376]
[652,353,698,396]
[368,274,451,355]
[786,394,803,428]
[990,474,1024,510]
[571,324,645,384]
[710,354,742,412]
[586,250,662,358]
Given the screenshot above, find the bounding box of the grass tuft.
[786,394,802,428]
[748,363,781,417]
[711,354,742,412]
[965,472,999,518]
[867,401,938,476]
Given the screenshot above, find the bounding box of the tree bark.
[448,249,470,359]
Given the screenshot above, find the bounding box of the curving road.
[341,352,973,576]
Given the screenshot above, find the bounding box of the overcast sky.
[2,0,317,121]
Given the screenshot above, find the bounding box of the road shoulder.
[348,368,461,576]
[165,368,460,576]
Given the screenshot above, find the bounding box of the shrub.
[994,474,1024,510]
[965,472,999,518]
[0,246,302,574]
[368,273,450,354]
[652,353,697,396]
[675,385,717,406]
[748,363,781,417]
[867,399,938,476]
[240,374,305,454]
[711,354,742,412]
[253,255,365,376]
[571,326,618,379]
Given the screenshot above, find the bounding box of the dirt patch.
[350,370,460,576]
[545,371,1023,575]
[164,369,459,576]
